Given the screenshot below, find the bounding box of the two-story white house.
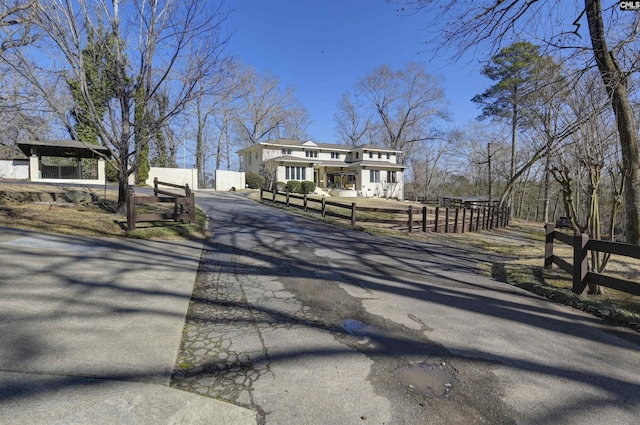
[237,139,405,199]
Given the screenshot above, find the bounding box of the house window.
[386,153,390,160]
[356,152,359,159]
[282,148,292,155]
[285,166,306,181]
[369,152,373,159]
[347,174,356,182]
[305,150,318,158]
[387,170,397,183]
[370,170,380,183]
[378,152,382,159]
[331,152,340,159]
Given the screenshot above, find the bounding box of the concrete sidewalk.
[0,227,256,425]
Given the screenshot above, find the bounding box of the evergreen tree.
[66,28,119,145]
[472,41,545,209]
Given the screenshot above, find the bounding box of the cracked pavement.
[171,191,640,425]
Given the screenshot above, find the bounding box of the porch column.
[29,154,39,181]
[97,158,106,184]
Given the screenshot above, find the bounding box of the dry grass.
[0,182,208,240]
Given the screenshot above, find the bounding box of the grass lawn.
[0,182,208,240]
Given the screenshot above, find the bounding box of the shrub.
[246,173,266,189]
[285,180,301,193]
[300,181,316,194]
[274,181,286,191]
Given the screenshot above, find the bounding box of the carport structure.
[17,140,111,185]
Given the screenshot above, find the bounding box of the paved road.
[0,225,254,424]
[171,191,640,424]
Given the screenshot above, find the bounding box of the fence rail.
[260,189,510,233]
[544,223,640,296]
[126,178,195,231]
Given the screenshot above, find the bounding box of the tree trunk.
[585,0,640,244]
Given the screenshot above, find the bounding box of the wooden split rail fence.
[544,223,640,296]
[260,189,510,233]
[126,177,195,231]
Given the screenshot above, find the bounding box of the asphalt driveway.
[174,191,640,424]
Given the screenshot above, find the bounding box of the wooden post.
[272,188,276,201]
[434,207,440,232]
[461,208,466,233]
[454,208,460,233]
[321,197,326,217]
[126,187,136,231]
[304,194,308,212]
[544,223,555,269]
[351,202,356,226]
[469,208,474,232]
[482,207,487,230]
[445,207,450,233]
[491,207,495,228]
[422,206,427,232]
[260,188,263,200]
[153,177,159,196]
[286,189,290,207]
[188,191,196,223]
[572,233,589,294]
[408,207,414,233]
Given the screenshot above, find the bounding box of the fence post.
[304,193,308,212]
[260,188,263,200]
[445,207,450,233]
[544,223,555,269]
[489,207,494,229]
[286,189,290,207]
[272,188,276,201]
[126,186,136,231]
[461,208,466,233]
[482,207,487,230]
[351,202,357,226]
[153,177,158,196]
[434,207,440,232]
[188,191,195,224]
[469,208,474,232]
[422,206,427,232]
[408,207,413,233]
[572,233,589,294]
[454,208,460,233]
[322,197,326,217]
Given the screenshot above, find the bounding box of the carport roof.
[18,140,111,159]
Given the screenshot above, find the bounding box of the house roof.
[18,140,112,159]
[266,155,323,164]
[349,160,406,169]
[238,139,354,153]
[352,144,402,153]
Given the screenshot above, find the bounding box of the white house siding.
[237,140,405,198]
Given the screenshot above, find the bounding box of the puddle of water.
[341,319,368,334]
[395,363,456,397]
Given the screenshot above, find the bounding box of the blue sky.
[224,0,491,143]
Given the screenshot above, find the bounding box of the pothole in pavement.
[341,319,457,398]
[395,362,456,398]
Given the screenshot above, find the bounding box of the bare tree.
[395,0,640,243]
[4,0,230,207]
[354,62,449,164]
[233,66,309,146]
[0,0,37,52]
[334,91,372,146]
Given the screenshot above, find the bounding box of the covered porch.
[17,140,111,185]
